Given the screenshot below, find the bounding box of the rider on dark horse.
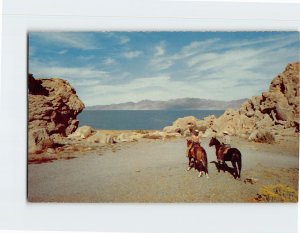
[219,130,231,160]
[186,129,201,158]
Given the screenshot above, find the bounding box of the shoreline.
[28,127,299,163]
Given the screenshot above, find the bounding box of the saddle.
[218,144,230,161]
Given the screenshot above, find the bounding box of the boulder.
[255,114,274,129]
[163,125,181,134]
[87,131,115,144]
[116,132,143,142]
[70,125,94,139]
[28,74,85,153]
[183,129,192,137]
[266,63,299,126]
[163,116,198,134]
[28,128,54,154]
[203,115,217,128]
[211,108,239,135]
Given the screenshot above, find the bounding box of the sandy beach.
[28,136,299,203]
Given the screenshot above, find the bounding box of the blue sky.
[29,32,299,106]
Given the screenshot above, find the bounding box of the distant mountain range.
[86,98,248,110]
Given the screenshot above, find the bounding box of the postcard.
[27,31,299,203]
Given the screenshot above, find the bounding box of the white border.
[0,0,299,232]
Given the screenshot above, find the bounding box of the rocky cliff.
[28,74,85,154]
[164,62,300,142]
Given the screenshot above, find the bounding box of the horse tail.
[195,148,208,174]
[201,148,208,174]
[236,150,242,178]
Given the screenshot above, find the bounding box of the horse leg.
[237,156,242,179]
[197,161,203,177]
[187,157,192,171]
[231,160,238,179]
[221,161,226,173]
[217,160,221,173]
[205,163,209,179]
[198,170,203,177]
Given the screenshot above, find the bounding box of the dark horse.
[186,140,209,178]
[208,137,242,179]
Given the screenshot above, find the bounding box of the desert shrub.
[257,131,275,143]
[256,184,298,202]
[248,129,275,144]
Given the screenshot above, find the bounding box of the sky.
[28,32,299,106]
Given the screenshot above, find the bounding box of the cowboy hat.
[223,130,229,134]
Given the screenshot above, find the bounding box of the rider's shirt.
[223,135,231,144]
[192,134,201,143]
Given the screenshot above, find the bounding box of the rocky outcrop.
[69,127,181,144]
[28,74,85,154]
[68,125,94,139]
[214,63,299,140]
[163,62,299,142]
[87,131,116,144]
[163,116,199,135]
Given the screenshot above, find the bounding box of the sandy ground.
[27,136,299,202]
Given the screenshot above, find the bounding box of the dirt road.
[28,137,298,202]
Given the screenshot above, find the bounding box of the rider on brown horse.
[186,129,201,158]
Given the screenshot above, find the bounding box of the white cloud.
[29,32,299,106]
[29,61,109,82]
[186,35,298,72]
[58,49,68,55]
[119,36,130,44]
[150,57,173,71]
[103,58,116,65]
[104,32,130,44]
[154,41,165,57]
[150,38,221,71]
[30,32,99,50]
[122,50,143,59]
[180,38,220,58]
[84,75,184,105]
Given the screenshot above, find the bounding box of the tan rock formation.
[28,74,85,154]
[163,62,299,142]
[163,116,198,134]
[212,62,299,139]
[87,131,116,144]
[69,125,94,139]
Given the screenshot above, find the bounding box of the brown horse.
[186,139,209,178]
[208,137,242,179]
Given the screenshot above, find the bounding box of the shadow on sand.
[210,161,239,179]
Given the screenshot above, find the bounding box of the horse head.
[209,137,220,147]
[186,139,192,147]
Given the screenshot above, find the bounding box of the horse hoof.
[206,175,209,179]
[187,167,191,171]
[198,172,203,177]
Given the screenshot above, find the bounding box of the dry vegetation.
[255,184,298,202]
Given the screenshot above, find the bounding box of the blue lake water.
[78,110,224,130]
